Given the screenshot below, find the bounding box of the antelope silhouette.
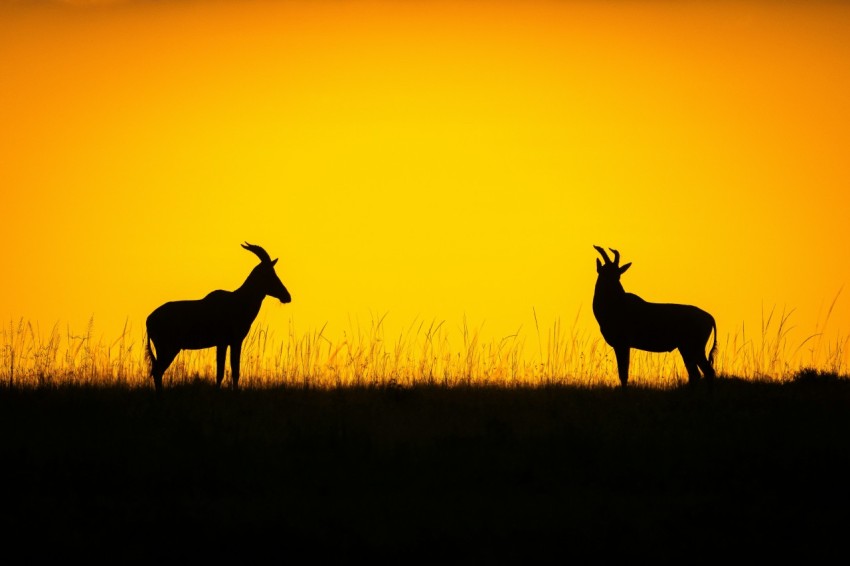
[145,243,291,393]
[592,246,717,387]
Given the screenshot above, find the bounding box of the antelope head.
[594,245,632,289]
[242,242,292,303]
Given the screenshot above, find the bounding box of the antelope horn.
[593,245,612,265]
[241,242,272,264]
[609,248,620,266]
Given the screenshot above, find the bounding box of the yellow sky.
[2,0,850,372]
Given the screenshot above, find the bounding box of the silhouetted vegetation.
[2,376,848,562]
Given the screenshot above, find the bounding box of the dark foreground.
[2,376,849,563]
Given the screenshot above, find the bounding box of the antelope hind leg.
[679,348,703,385]
[684,359,701,385]
[152,348,179,393]
[697,353,716,381]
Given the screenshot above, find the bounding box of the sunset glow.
[3,0,850,385]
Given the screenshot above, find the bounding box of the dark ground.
[2,376,848,564]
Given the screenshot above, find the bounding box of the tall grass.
[2,302,848,389]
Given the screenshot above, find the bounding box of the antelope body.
[592,246,717,387]
[145,243,291,392]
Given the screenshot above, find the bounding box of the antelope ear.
[271,258,278,266]
[620,262,632,274]
[596,258,602,272]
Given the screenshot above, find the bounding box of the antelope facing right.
[592,246,717,387]
[145,243,291,393]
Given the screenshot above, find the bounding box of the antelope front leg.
[614,346,631,387]
[215,345,227,388]
[230,342,242,390]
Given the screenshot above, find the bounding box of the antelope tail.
[145,333,157,366]
[708,318,719,367]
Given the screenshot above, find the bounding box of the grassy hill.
[2,374,848,562]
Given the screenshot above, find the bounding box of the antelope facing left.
[145,242,292,393]
[592,245,717,387]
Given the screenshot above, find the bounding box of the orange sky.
[2,0,850,375]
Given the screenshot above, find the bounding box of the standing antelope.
[145,243,292,393]
[592,246,717,387]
